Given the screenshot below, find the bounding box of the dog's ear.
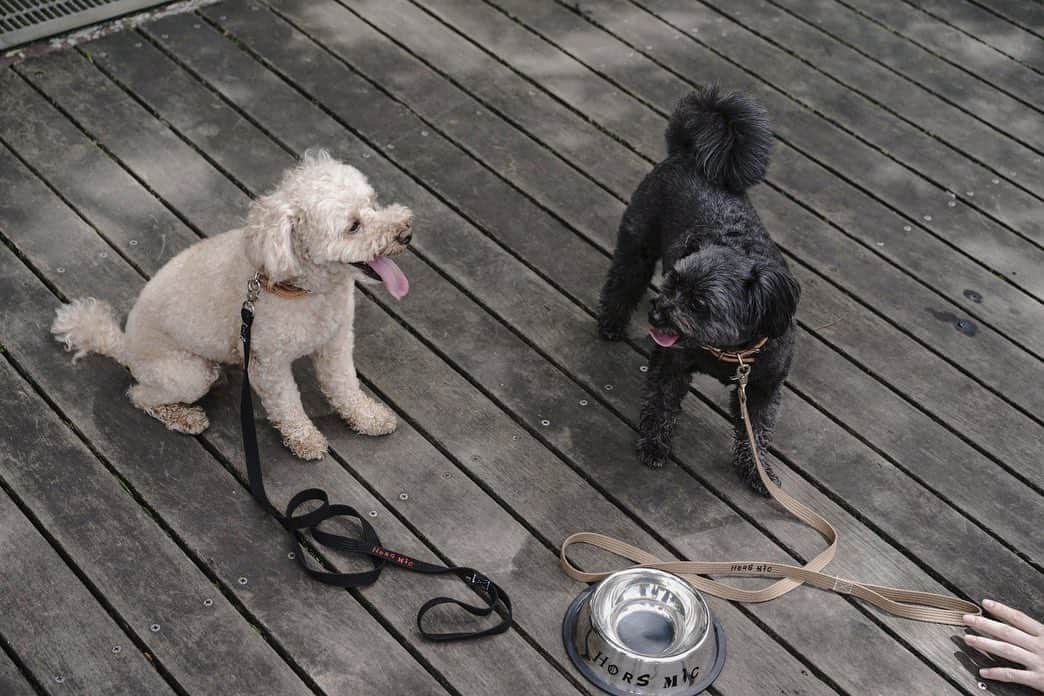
[244,196,302,281]
[747,260,800,338]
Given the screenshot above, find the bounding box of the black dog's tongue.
[649,327,679,347]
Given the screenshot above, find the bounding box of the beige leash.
[560,352,981,625]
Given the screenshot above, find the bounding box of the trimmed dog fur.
[52,149,413,460]
[597,87,800,495]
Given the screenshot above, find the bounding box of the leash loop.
[239,279,511,642]
[560,354,981,626]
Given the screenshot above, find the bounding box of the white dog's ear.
[244,196,302,281]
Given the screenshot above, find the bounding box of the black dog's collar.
[702,337,768,364]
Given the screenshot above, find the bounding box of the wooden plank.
[296,0,1044,383]
[0,478,174,696]
[455,0,1044,470]
[905,0,1044,71]
[77,23,841,695]
[0,648,36,696]
[482,0,1044,349]
[276,0,1044,357]
[257,0,1044,487]
[734,0,1043,151]
[968,0,1044,35]
[268,0,647,203]
[5,44,587,696]
[12,54,249,237]
[310,1,649,201]
[0,152,447,696]
[207,0,1043,618]
[0,244,328,696]
[353,0,1044,269]
[204,0,1044,540]
[138,9,1033,692]
[840,0,1044,113]
[0,229,572,696]
[631,0,1044,248]
[772,0,1044,131]
[0,69,200,271]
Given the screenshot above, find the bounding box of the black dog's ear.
[747,261,800,338]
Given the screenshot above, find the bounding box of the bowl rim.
[589,567,713,662]
[562,581,727,696]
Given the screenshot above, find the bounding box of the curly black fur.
[598,87,798,496]
[665,85,773,194]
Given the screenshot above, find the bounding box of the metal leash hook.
[244,272,261,316]
[733,357,752,416]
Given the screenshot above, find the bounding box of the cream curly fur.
[51,150,412,460]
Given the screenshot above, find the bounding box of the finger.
[964,614,1039,652]
[983,599,1043,637]
[963,634,1034,666]
[979,666,1041,689]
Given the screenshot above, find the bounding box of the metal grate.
[0,0,167,51]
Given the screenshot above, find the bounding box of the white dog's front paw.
[279,421,328,461]
[344,398,398,436]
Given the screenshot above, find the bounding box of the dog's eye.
[348,220,361,233]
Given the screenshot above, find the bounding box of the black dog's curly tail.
[665,85,773,193]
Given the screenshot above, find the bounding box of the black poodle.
[597,86,800,495]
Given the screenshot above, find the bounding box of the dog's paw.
[734,445,781,497]
[637,437,669,469]
[345,398,398,437]
[281,422,328,461]
[148,404,209,435]
[597,317,627,342]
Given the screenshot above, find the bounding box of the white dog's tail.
[51,298,128,365]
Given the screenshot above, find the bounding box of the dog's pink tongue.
[367,257,409,300]
[649,327,679,347]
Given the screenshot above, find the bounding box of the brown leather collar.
[702,336,768,364]
[258,273,311,299]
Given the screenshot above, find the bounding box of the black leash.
[238,277,512,641]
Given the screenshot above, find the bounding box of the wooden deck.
[1,0,1041,694]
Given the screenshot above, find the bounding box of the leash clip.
[733,359,751,410]
[243,272,262,315]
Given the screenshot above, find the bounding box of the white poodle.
[52,149,413,460]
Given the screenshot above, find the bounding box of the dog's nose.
[398,229,413,245]
[649,307,666,325]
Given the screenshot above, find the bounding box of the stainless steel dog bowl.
[562,568,726,695]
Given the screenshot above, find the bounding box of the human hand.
[964,599,1044,692]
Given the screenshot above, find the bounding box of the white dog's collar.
[257,273,311,299]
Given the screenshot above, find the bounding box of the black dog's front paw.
[597,316,627,342]
[733,441,781,497]
[637,437,670,469]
